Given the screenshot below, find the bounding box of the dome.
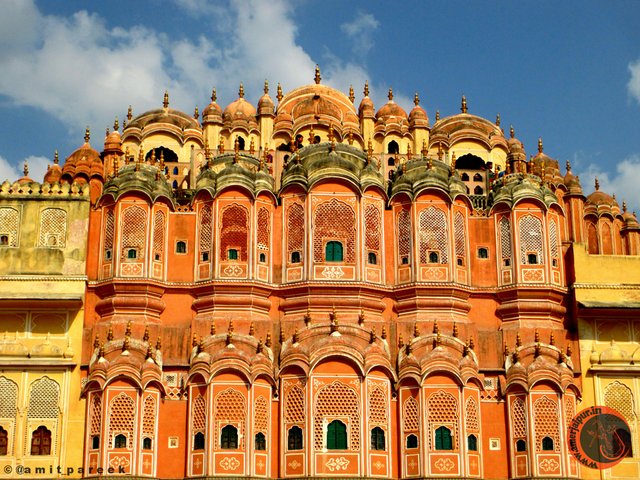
[44,151,63,183]
[202,87,223,124]
[126,91,200,131]
[62,128,102,181]
[257,80,275,116]
[586,178,618,208]
[563,161,583,195]
[104,119,122,152]
[375,88,408,122]
[408,92,429,128]
[530,138,563,184]
[507,126,524,153]
[222,84,258,130]
[622,202,639,228]
[358,81,375,119]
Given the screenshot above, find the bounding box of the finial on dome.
[388,88,393,101]
[595,177,600,191]
[314,64,321,84]
[54,150,59,165]
[566,160,571,174]
[277,83,283,102]
[23,160,29,177]
[105,126,110,138]
[510,125,514,138]
[623,201,628,213]
[414,92,420,106]
[538,137,543,153]
[211,87,217,102]
[461,95,468,113]
[113,117,119,132]
[496,113,501,126]
[435,110,440,121]
[264,79,269,94]
[238,83,245,98]
[163,90,169,108]
[194,106,199,120]
[349,85,355,103]
[84,127,90,143]
[363,80,370,97]
[126,105,132,121]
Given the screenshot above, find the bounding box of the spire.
[23,160,29,177]
[538,137,543,153]
[114,117,119,132]
[314,64,321,84]
[460,95,468,113]
[414,92,420,106]
[277,83,283,102]
[421,139,428,157]
[84,127,90,144]
[193,106,199,120]
[349,85,355,103]
[105,126,110,138]
[211,87,217,102]
[163,90,169,108]
[496,113,501,126]
[53,150,59,165]
[264,79,269,94]
[510,125,514,138]
[127,105,133,121]
[388,87,394,101]
[566,160,572,174]
[595,177,600,191]
[363,80,370,97]
[238,83,245,98]
[623,201,628,213]
[435,110,440,121]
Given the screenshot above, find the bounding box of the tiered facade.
[1,69,640,479]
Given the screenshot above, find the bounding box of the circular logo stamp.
[568,406,632,469]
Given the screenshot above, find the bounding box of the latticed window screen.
[214,389,246,448]
[500,217,512,262]
[519,215,544,264]
[0,377,18,419]
[28,377,59,418]
[533,396,559,452]
[465,396,479,432]
[254,395,268,437]
[219,204,248,261]
[0,208,19,246]
[104,210,114,259]
[511,397,527,439]
[192,395,206,434]
[549,219,559,260]
[454,212,466,260]
[285,385,305,424]
[199,205,212,259]
[108,393,135,448]
[403,397,419,432]
[427,390,458,449]
[565,395,575,426]
[364,203,382,254]
[419,207,448,264]
[314,381,360,451]
[313,199,356,263]
[397,209,411,262]
[142,395,156,437]
[257,207,270,251]
[90,394,102,437]
[38,208,67,247]
[368,386,387,427]
[121,206,147,259]
[287,203,304,259]
[604,381,635,424]
[152,211,165,261]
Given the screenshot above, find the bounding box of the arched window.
[478,247,489,259]
[516,439,526,452]
[221,425,238,449]
[287,426,303,450]
[473,173,482,181]
[173,167,179,175]
[474,185,484,195]
[228,249,238,260]
[0,427,8,455]
[461,173,469,181]
[194,432,205,450]
[434,426,452,450]
[368,252,377,264]
[127,249,137,259]
[428,251,439,263]
[237,137,246,150]
[114,434,127,449]
[370,427,385,451]
[143,437,152,450]
[542,436,554,451]
[326,420,347,450]
[467,434,478,451]
[527,253,538,265]
[388,141,399,154]
[259,252,266,263]
[388,157,395,166]
[255,432,266,451]
[291,251,301,264]
[176,241,187,254]
[91,435,100,450]
[406,434,418,449]
[31,426,52,455]
[172,180,178,189]
[325,241,343,262]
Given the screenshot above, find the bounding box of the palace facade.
[1,68,640,479]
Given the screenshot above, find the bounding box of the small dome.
[44,151,62,183]
[622,202,639,228]
[408,93,428,127]
[126,92,200,131]
[223,84,258,128]
[530,138,562,184]
[203,87,223,123]
[257,80,275,116]
[375,88,408,123]
[62,128,102,181]
[507,126,524,153]
[586,178,618,208]
[104,118,122,152]
[563,161,583,195]
[358,81,375,119]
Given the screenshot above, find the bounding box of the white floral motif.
[109,456,130,469]
[219,456,241,471]
[539,458,559,473]
[223,264,244,276]
[434,457,455,472]
[326,456,350,471]
[288,459,302,470]
[321,266,344,279]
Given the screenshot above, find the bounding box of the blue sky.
[1,0,640,210]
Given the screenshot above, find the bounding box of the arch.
[194,432,205,450]
[221,425,238,449]
[587,220,599,254]
[287,202,305,264]
[287,426,303,450]
[327,420,347,450]
[456,153,485,170]
[370,426,386,451]
[435,426,452,450]
[406,434,418,449]
[39,208,67,247]
[108,392,135,449]
[121,205,147,261]
[467,434,478,451]
[388,140,399,154]
[220,204,249,261]
[397,208,411,265]
[519,215,544,264]
[314,381,360,451]
[313,199,356,263]
[31,426,52,455]
[254,432,266,451]
[145,146,178,163]
[0,207,19,247]
[419,207,448,264]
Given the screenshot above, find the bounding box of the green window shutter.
[325,241,344,262]
[327,420,347,450]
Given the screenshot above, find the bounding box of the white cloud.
[0,156,21,183]
[576,154,640,214]
[628,59,640,104]
[0,155,51,184]
[341,12,380,57]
